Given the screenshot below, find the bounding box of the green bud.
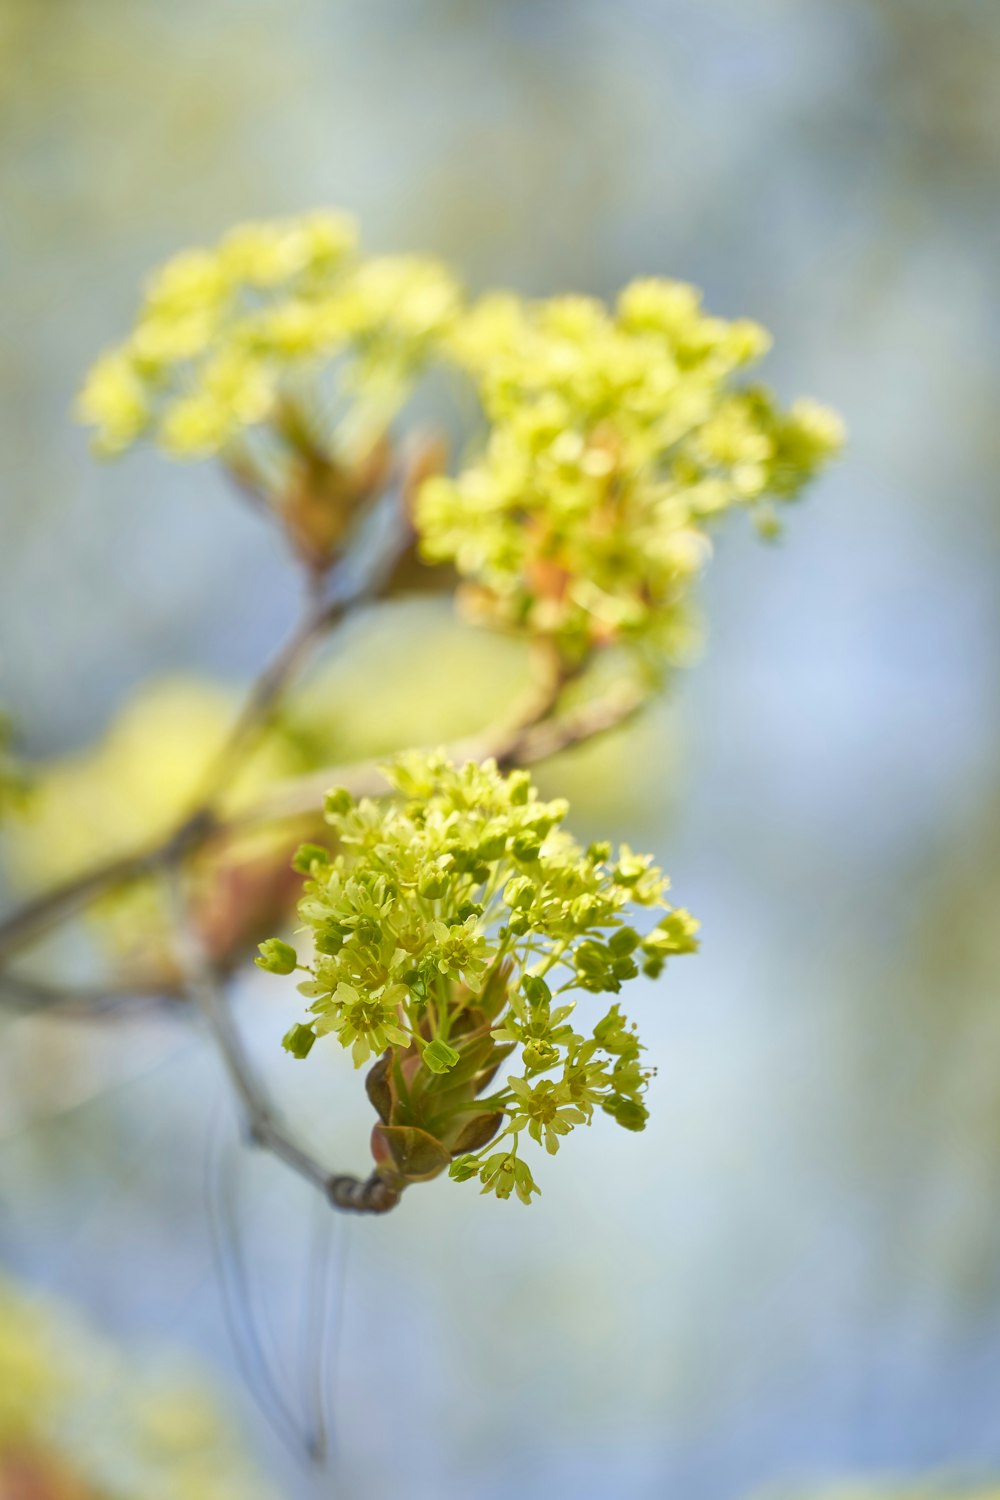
[255,938,298,975]
[521,974,552,1007]
[526,809,562,838]
[508,771,531,806]
[511,831,542,862]
[523,1039,560,1072]
[454,901,485,924]
[419,866,451,899]
[609,927,640,956]
[476,831,508,862]
[423,1039,461,1074]
[570,895,602,926]
[504,875,535,910]
[282,1023,316,1059]
[324,786,354,818]
[602,1095,649,1132]
[314,923,347,956]
[449,1154,481,1182]
[292,843,330,874]
[575,940,610,974]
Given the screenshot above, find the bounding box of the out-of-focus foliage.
[0,713,30,824]
[4,678,296,892]
[277,603,532,768]
[262,752,697,1200]
[0,679,307,990]
[0,1274,276,1500]
[0,619,533,904]
[0,678,302,967]
[77,212,460,465]
[0,608,663,971]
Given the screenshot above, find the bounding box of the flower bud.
[448,1154,481,1182]
[504,875,535,910]
[282,1022,316,1058]
[423,1039,461,1074]
[521,974,552,1008]
[324,787,354,818]
[292,842,330,874]
[255,938,298,975]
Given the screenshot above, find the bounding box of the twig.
[0,846,166,964]
[498,679,649,767]
[0,971,175,1019]
[233,677,649,829]
[194,498,414,808]
[191,601,336,811]
[0,516,411,969]
[0,673,646,979]
[1,674,644,967]
[167,867,399,1216]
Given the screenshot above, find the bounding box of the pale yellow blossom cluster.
[418,280,844,657]
[77,211,461,461]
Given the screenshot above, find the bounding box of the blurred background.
[1,0,999,1496]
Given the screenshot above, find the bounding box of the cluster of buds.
[257,753,699,1203]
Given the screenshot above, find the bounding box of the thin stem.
[192,602,333,810]
[234,678,648,831]
[193,516,408,809]
[166,866,398,1216]
[0,518,412,969]
[0,845,166,965]
[532,935,573,980]
[0,971,175,1019]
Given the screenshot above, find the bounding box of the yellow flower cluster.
[77,212,843,658]
[77,211,462,461]
[261,752,698,1202]
[418,280,844,658]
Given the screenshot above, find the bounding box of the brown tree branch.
[0,674,648,968]
[0,517,412,968]
[166,868,398,1215]
[192,504,415,808]
[0,971,175,1019]
[0,845,168,965]
[235,676,648,829]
